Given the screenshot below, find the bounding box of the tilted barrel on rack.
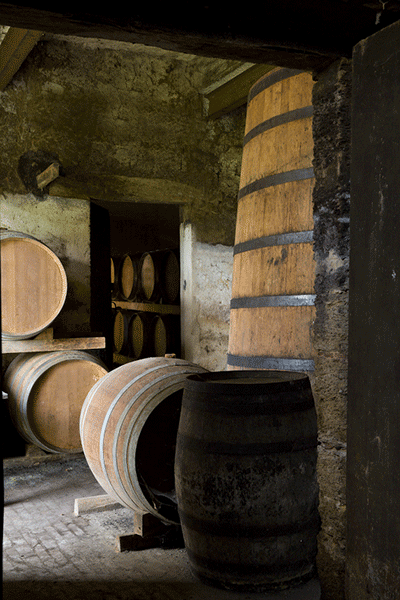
[3,351,108,453]
[227,68,315,373]
[80,357,208,525]
[175,370,320,592]
[1,230,68,340]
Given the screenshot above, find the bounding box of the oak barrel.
[112,309,130,355]
[138,249,179,303]
[128,311,153,359]
[80,357,208,524]
[3,351,108,453]
[1,230,68,340]
[110,256,120,299]
[160,249,180,304]
[227,68,315,372]
[138,250,162,302]
[117,253,141,301]
[151,314,181,357]
[174,370,320,592]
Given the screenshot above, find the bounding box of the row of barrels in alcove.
[113,309,180,359]
[111,248,180,305]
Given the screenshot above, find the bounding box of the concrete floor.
[3,451,321,600]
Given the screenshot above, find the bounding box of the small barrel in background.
[138,250,162,303]
[159,249,180,305]
[3,351,108,453]
[175,370,320,592]
[110,256,120,299]
[117,253,141,301]
[128,311,154,359]
[151,313,181,357]
[1,230,68,340]
[80,357,208,524]
[112,309,130,355]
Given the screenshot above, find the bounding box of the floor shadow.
[3,578,321,600]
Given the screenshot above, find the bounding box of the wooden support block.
[74,494,123,516]
[116,522,184,553]
[133,511,162,536]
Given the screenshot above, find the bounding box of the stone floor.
[3,451,321,600]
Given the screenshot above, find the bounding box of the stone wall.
[0,35,245,371]
[312,59,352,600]
[0,34,245,246]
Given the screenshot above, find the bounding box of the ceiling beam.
[202,64,277,118]
[0,26,43,90]
[2,3,399,72]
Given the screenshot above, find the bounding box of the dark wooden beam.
[0,27,43,90]
[1,2,399,72]
[347,18,400,600]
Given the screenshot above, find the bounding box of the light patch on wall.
[42,81,65,95]
[325,249,348,273]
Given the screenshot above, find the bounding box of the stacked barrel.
[111,248,181,361]
[1,229,108,454]
[111,248,180,305]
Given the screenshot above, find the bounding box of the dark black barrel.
[174,370,320,592]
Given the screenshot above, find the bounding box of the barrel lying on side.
[1,230,68,340]
[175,370,320,592]
[80,357,208,524]
[3,351,108,453]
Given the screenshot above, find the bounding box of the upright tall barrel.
[175,370,320,591]
[227,68,315,372]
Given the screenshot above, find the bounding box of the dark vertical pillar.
[90,202,112,369]
[347,20,400,600]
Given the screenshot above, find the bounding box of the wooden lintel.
[0,27,43,91]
